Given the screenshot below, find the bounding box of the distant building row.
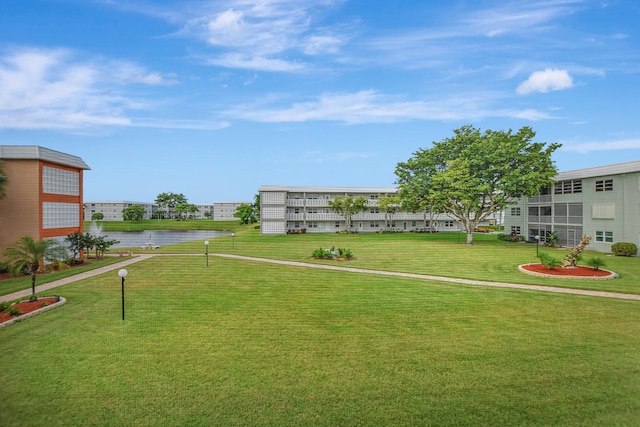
[259,185,470,235]
[260,160,640,253]
[83,201,250,221]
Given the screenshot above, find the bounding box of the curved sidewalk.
[0,255,154,303]
[2,253,639,303]
[212,253,640,301]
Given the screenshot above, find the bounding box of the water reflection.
[87,225,229,249]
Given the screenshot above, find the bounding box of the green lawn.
[1,256,639,426]
[144,228,640,294]
[2,228,639,425]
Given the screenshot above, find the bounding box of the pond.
[87,228,230,249]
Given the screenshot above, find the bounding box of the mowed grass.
[146,228,640,294]
[1,256,639,426]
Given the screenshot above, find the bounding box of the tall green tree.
[328,196,368,233]
[122,204,145,222]
[174,202,198,220]
[377,194,400,229]
[3,236,68,301]
[395,125,560,244]
[234,204,258,224]
[0,160,8,200]
[155,192,187,220]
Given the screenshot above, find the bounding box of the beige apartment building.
[0,145,90,256]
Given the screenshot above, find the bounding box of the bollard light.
[118,269,128,321]
[204,240,209,267]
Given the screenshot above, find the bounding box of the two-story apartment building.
[0,145,90,256]
[504,160,640,252]
[259,185,459,235]
[214,201,251,221]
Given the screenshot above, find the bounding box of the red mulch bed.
[521,263,611,277]
[0,297,59,325]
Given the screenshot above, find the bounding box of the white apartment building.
[194,204,214,219]
[214,201,251,221]
[504,160,640,252]
[84,201,156,221]
[259,185,460,235]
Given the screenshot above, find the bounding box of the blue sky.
[1,0,639,204]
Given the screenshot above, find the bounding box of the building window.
[510,207,521,216]
[308,222,318,228]
[444,221,454,227]
[511,226,521,235]
[595,179,613,192]
[554,180,582,194]
[335,222,340,228]
[42,166,80,196]
[595,231,613,242]
[370,195,378,199]
[370,222,379,228]
[294,222,300,228]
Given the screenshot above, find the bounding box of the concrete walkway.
[0,254,154,303]
[2,253,639,303]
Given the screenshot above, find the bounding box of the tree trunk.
[466,231,474,245]
[30,273,37,302]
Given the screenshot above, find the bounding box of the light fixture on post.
[231,232,235,249]
[118,269,128,321]
[534,235,540,257]
[204,240,209,267]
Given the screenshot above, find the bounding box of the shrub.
[0,302,9,312]
[9,306,21,316]
[539,252,562,270]
[585,257,607,271]
[611,242,637,257]
[545,231,560,247]
[312,247,353,260]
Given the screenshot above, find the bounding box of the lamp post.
[535,235,540,257]
[204,240,209,267]
[231,232,235,249]
[118,269,128,321]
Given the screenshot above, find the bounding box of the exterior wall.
[0,160,41,256]
[0,151,87,258]
[194,204,214,219]
[504,163,640,253]
[214,201,250,221]
[259,186,463,235]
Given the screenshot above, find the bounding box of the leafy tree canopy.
[234,204,258,224]
[395,125,560,244]
[122,204,146,222]
[328,196,368,232]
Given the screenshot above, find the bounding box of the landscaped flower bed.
[0,297,66,327]
[519,264,617,280]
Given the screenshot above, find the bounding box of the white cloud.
[181,0,348,71]
[562,138,640,153]
[516,68,574,95]
[0,47,195,131]
[223,89,555,124]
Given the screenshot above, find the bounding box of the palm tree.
[3,236,68,301]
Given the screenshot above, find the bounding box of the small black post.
[121,276,125,321]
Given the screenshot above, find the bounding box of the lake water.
[89,229,230,249]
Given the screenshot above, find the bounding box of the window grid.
[595,179,613,192]
[42,166,79,196]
